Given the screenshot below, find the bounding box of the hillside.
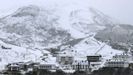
[0,5,72,48]
[0,5,125,70]
[95,24,133,51]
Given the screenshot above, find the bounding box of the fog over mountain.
[0,5,73,48]
[1,0,133,25]
[0,5,114,48]
[0,1,132,70]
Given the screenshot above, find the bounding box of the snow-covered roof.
[72,60,88,65]
[39,60,58,66]
[9,64,19,67]
[74,57,87,61]
[42,50,51,54]
[40,62,55,65]
[58,51,74,57]
[107,59,128,62]
[87,54,102,57]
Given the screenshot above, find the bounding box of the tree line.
[3,67,133,75]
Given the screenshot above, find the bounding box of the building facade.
[37,64,56,70]
[87,55,102,71]
[72,60,89,71]
[56,52,74,65]
[105,53,130,68]
[87,55,102,62]
[105,61,129,68]
[6,63,20,71]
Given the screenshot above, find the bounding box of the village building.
[48,48,60,57]
[89,62,102,71]
[33,62,57,75]
[6,63,20,71]
[87,54,102,71]
[15,62,28,70]
[105,53,131,68]
[129,49,133,61]
[112,53,131,61]
[129,62,133,69]
[105,60,129,68]
[26,60,58,71]
[56,51,74,65]
[37,63,56,70]
[72,60,89,71]
[130,50,133,56]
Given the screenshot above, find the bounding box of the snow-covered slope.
[0,5,125,70]
[56,7,115,38]
[0,40,56,70]
[0,5,115,48]
[59,36,123,60]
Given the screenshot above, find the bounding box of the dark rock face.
[95,24,133,50]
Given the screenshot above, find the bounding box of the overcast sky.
[0,0,133,25]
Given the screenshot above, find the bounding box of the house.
[27,61,57,71]
[129,62,133,69]
[56,51,74,65]
[72,60,89,71]
[48,48,60,57]
[27,62,40,71]
[89,61,102,71]
[86,54,102,72]
[5,62,30,72]
[5,63,21,75]
[37,63,56,70]
[112,53,130,61]
[105,53,130,68]
[105,60,129,68]
[6,63,20,71]
[130,50,133,56]
[17,62,28,71]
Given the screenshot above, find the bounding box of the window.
[69,57,72,59]
[61,57,65,61]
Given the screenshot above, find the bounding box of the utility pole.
[77,63,80,72]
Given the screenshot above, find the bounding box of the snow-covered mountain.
[0,5,72,48]
[0,5,125,69]
[0,5,115,48]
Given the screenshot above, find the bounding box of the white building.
[56,51,74,65]
[105,60,129,68]
[87,55,102,71]
[89,62,102,71]
[6,63,20,71]
[72,60,89,71]
[105,53,130,68]
[37,63,56,70]
[112,53,131,61]
[30,61,58,71]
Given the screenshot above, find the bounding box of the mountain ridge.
[0,5,127,69]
